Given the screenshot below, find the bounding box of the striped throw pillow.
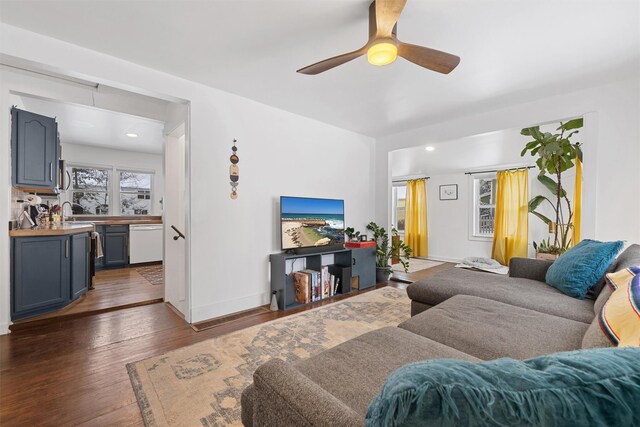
[599,267,640,347]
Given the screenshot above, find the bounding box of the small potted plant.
[533,238,562,261]
[366,221,412,283]
[344,227,361,242]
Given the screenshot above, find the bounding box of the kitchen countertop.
[9,223,95,237]
[71,215,163,225]
[9,216,163,237]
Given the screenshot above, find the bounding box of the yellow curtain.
[491,169,528,266]
[405,179,428,257]
[572,157,582,246]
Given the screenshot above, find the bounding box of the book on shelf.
[321,266,330,299]
[292,271,311,304]
[300,269,320,302]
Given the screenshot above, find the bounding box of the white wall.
[60,143,164,215]
[0,24,374,333]
[377,77,640,256]
[390,124,568,262]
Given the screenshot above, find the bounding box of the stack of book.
[292,266,341,304]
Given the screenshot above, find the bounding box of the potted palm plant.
[366,221,412,283]
[521,118,583,255]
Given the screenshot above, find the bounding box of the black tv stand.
[270,246,376,310]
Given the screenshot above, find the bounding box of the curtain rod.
[464,166,535,176]
[392,176,430,183]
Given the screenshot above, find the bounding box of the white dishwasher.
[129,224,164,264]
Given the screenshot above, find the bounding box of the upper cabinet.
[11,107,59,192]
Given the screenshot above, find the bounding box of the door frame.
[0,62,193,333]
[164,121,192,322]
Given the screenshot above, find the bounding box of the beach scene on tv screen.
[281,197,345,249]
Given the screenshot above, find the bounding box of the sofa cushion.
[545,239,623,299]
[407,268,594,323]
[582,318,615,349]
[292,327,479,415]
[586,260,617,300]
[365,347,640,427]
[600,273,640,347]
[594,285,612,315]
[612,243,640,272]
[399,295,588,360]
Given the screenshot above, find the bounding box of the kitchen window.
[119,170,153,215]
[472,174,497,238]
[70,166,110,215]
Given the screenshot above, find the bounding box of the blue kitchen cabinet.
[11,235,70,320]
[97,225,129,269]
[70,232,90,300]
[11,107,59,191]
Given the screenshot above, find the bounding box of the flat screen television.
[280,196,345,250]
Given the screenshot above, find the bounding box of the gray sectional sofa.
[241,244,640,426]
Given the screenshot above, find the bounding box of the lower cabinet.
[351,247,376,290]
[11,232,90,321]
[70,233,90,300]
[96,225,129,270]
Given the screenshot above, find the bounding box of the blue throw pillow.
[545,239,623,299]
[365,348,640,427]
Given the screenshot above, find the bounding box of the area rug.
[127,287,410,427]
[136,265,164,285]
[392,257,443,273]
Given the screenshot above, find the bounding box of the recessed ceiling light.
[425,146,435,151]
[126,132,138,138]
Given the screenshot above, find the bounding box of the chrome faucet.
[60,201,73,222]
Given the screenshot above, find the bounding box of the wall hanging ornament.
[229,139,239,199]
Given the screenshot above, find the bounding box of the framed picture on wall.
[439,184,458,200]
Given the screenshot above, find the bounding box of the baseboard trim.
[191,292,269,324]
[0,322,11,335]
[427,255,462,264]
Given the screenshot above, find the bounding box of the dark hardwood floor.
[0,264,453,426]
[10,266,164,331]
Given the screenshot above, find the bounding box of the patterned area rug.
[392,258,443,273]
[127,287,410,426]
[136,265,164,285]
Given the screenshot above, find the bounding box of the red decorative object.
[346,241,376,248]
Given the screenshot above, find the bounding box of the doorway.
[4,65,190,328]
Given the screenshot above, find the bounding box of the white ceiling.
[1,0,638,137]
[12,95,166,154]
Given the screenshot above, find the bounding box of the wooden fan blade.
[397,42,460,74]
[375,0,407,37]
[297,47,367,75]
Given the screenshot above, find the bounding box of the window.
[472,175,497,237]
[391,184,407,234]
[119,171,153,215]
[70,166,110,215]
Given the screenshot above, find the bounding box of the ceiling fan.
[297,0,460,75]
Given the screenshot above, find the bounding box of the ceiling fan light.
[367,42,397,66]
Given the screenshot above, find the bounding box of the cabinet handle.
[65,240,69,258]
[49,162,53,181]
[353,257,356,266]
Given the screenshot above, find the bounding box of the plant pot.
[376,267,391,283]
[536,252,560,261]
